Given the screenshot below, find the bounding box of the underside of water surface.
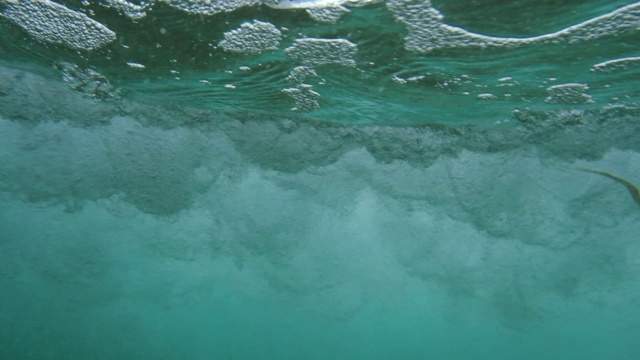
[1,1,640,359]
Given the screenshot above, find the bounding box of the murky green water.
[1,1,640,359]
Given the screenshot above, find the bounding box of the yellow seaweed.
[578,168,640,207]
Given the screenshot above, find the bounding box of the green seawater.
[1,0,640,359]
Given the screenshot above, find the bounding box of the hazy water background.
[1,0,640,359]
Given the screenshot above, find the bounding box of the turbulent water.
[1,0,640,359]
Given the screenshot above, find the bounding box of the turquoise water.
[1,1,640,359]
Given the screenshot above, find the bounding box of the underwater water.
[1,0,640,358]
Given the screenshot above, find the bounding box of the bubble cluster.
[387,0,640,53]
[592,57,640,73]
[263,0,347,9]
[264,0,378,8]
[285,38,357,67]
[162,0,258,15]
[57,62,117,99]
[103,0,149,19]
[545,83,594,105]
[282,85,321,112]
[126,62,146,69]
[286,66,319,83]
[306,5,349,23]
[219,20,282,54]
[1,0,116,50]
